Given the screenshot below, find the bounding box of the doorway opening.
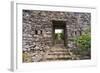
[54,29,64,44]
[52,20,67,48]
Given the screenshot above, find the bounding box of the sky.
[55,29,63,33]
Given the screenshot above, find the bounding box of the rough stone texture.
[22,10,91,62]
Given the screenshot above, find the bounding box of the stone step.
[47,54,71,58]
[43,44,75,61]
[46,50,71,58]
[50,49,69,52]
[47,52,70,55]
[46,55,72,60]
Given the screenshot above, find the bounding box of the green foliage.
[55,33,58,40]
[60,32,64,40]
[55,32,64,40]
[75,33,91,50]
[74,28,91,57]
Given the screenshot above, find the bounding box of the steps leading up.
[44,44,74,61]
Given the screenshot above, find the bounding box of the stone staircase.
[23,43,80,62]
[44,44,76,61]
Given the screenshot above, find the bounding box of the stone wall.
[22,10,91,61]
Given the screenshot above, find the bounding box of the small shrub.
[74,28,91,58]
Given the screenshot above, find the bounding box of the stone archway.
[52,20,67,48]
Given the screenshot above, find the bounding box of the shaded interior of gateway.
[52,20,67,48]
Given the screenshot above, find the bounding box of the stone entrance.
[52,20,67,48]
[43,20,75,61]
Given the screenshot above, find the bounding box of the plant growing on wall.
[74,27,91,59]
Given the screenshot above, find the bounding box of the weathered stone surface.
[22,10,91,62]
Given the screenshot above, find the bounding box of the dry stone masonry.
[22,10,91,62]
